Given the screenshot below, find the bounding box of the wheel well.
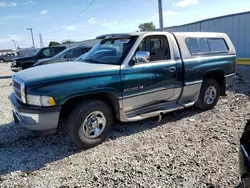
[59,92,120,124]
[203,71,225,95]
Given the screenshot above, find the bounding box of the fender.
[203,68,225,77]
[61,89,121,120]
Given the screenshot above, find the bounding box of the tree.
[49,41,60,46]
[62,40,75,44]
[139,22,156,31]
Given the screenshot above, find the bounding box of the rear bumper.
[225,73,236,87]
[10,93,61,131]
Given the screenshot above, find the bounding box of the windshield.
[52,48,70,59]
[75,53,87,62]
[80,37,137,65]
[33,48,42,55]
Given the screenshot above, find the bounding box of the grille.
[13,79,22,102]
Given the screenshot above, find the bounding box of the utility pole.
[68,32,71,48]
[11,39,17,49]
[158,0,164,31]
[27,28,35,48]
[39,33,44,48]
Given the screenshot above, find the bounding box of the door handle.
[169,67,176,72]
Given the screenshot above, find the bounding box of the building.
[164,11,250,63]
[0,49,15,55]
[57,39,101,48]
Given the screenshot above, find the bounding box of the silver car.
[2,53,17,62]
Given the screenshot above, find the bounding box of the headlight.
[12,60,16,66]
[26,95,56,106]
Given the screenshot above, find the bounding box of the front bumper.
[11,66,22,72]
[10,93,61,131]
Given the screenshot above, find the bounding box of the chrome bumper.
[10,93,61,131]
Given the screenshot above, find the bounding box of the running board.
[120,101,195,122]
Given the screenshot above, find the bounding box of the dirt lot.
[0,63,250,188]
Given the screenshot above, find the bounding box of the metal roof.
[165,11,250,30]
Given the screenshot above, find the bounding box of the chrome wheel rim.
[82,111,106,139]
[204,86,217,105]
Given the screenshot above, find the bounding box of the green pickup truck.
[10,32,236,149]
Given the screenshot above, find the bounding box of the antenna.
[39,33,44,48]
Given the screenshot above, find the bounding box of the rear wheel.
[195,79,220,110]
[66,100,113,149]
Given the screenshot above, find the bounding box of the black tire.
[66,100,114,149]
[195,79,220,110]
[22,64,32,70]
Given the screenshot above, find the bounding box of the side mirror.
[135,51,150,63]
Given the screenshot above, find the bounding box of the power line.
[64,0,96,28]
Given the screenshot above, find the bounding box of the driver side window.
[137,35,171,62]
[41,48,55,58]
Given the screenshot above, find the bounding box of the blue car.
[239,121,250,187]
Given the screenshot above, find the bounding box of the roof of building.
[0,49,15,53]
[165,11,250,30]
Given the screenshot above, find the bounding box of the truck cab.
[10,32,236,149]
[11,46,66,72]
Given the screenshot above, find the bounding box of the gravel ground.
[0,63,250,188]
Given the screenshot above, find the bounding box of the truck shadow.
[0,107,201,176]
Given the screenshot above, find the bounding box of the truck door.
[121,34,178,112]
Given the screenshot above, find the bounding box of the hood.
[38,58,52,63]
[13,61,120,86]
[15,55,37,62]
[34,58,53,66]
[12,56,23,61]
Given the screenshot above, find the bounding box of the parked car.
[239,120,250,188]
[11,46,66,72]
[16,48,37,58]
[0,53,16,62]
[33,45,92,67]
[10,32,236,149]
[3,53,17,62]
[74,52,88,62]
[0,54,4,63]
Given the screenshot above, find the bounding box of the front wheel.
[195,79,220,110]
[66,100,114,149]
